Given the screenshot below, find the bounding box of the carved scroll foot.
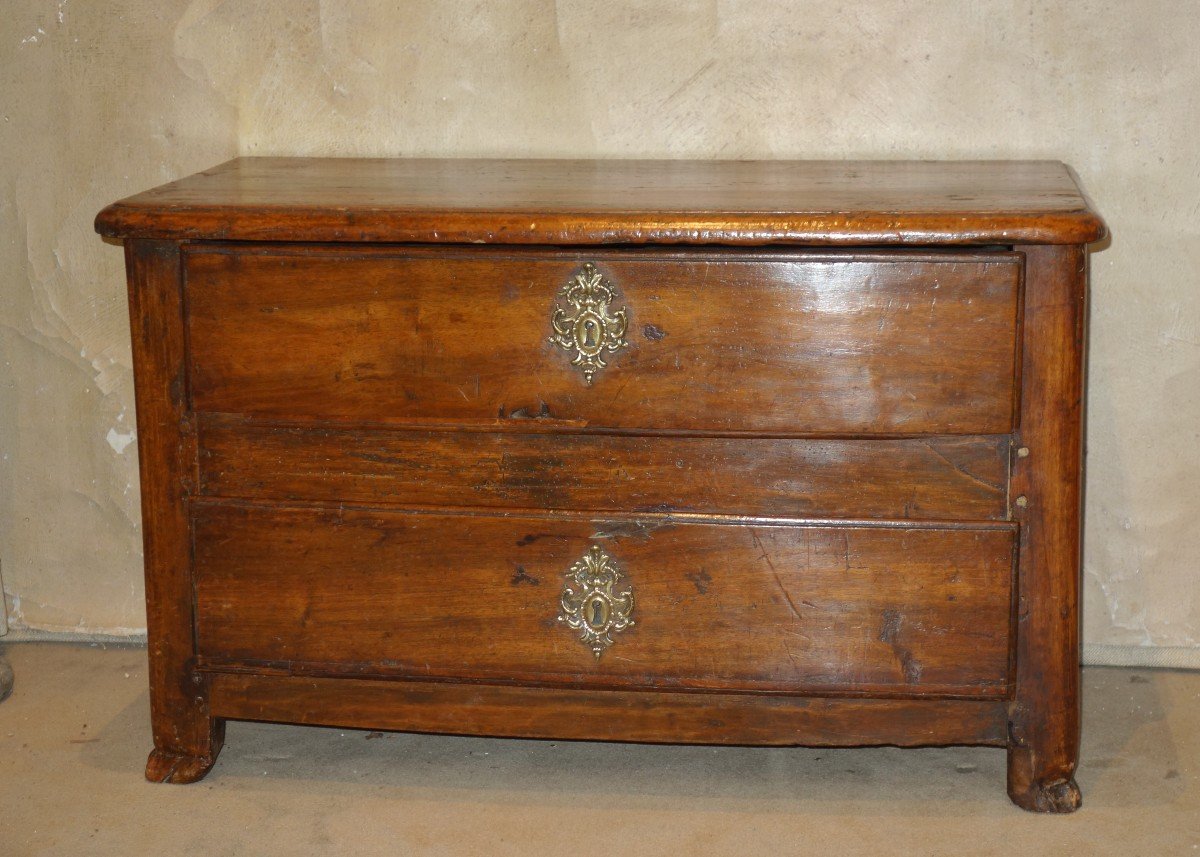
[145,747,221,784]
[146,718,224,785]
[1007,745,1082,813]
[1008,776,1082,813]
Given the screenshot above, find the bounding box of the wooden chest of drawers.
[96,158,1104,812]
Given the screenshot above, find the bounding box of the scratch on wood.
[840,532,869,572]
[750,528,804,623]
[919,440,1004,493]
[591,519,671,540]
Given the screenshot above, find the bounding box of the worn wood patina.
[97,157,1104,810]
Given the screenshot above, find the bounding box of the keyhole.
[582,319,598,348]
[591,599,605,626]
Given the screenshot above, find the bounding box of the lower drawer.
[192,505,1016,698]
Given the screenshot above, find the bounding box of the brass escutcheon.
[548,263,629,384]
[557,545,635,659]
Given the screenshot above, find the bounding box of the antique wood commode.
[96,159,1104,812]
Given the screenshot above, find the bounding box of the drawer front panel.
[198,418,1011,520]
[185,247,1022,434]
[193,505,1016,698]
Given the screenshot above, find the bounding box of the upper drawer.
[184,247,1022,435]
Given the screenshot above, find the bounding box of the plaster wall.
[1,1,1197,655]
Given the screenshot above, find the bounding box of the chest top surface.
[95,157,1104,247]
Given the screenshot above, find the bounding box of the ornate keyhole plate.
[557,545,635,659]
[548,263,629,384]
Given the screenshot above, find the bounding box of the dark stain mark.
[632,503,676,514]
[365,732,385,740]
[879,609,922,684]
[352,451,413,466]
[516,532,569,547]
[498,453,567,482]
[955,764,978,774]
[643,323,667,341]
[493,454,572,508]
[685,569,712,594]
[1165,769,1180,779]
[501,282,521,302]
[259,305,281,314]
[1130,674,1150,684]
[511,565,541,586]
[879,609,902,643]
[168,367,186,407]
[1007,718,1024,747]
[898,652,922,684]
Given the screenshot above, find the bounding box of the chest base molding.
[207,672,1010,748]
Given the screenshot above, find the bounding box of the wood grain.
[197,417,1010,520]
[97,157,1102,807]
[192,504,1017,698]
[124,240,223,782]
[95,158,1105,245]
[208,673,1010,748]
[184,247,1023,435]
[1006,245,1088,812]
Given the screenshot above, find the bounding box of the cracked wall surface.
[1,0,1197,652]
[0,0,235,633]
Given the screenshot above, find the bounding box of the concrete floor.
[1,644,1197,856]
